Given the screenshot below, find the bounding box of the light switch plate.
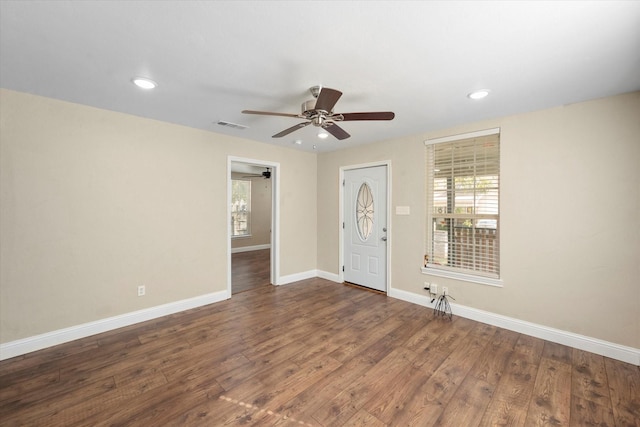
[395,206,410,215]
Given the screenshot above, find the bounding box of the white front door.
[344,165,388,292]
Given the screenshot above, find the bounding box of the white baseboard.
[278,270,342,285]
[231,244,270,254]
[277,270,318,285]
[388,287,438,308]
[317,270,342,283]
[388,287,639,366]
[0,291,229,361]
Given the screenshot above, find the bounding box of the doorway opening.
[228,157,279,296]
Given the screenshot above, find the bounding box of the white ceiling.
[1,1,639,153]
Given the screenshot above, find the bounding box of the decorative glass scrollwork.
[356,183,374,240]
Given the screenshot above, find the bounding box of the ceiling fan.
[242,167,271,179]
[242,86,395,140]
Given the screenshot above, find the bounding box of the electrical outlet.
[137,285,145,297]
[442,286,449,296]
[424,282,430,291]
[431,284,438,295]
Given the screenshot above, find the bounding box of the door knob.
[381,236,387,241]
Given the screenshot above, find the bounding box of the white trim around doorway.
[228,156,280,297]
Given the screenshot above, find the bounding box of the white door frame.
[227,156,280,297]
[339,161,391,291]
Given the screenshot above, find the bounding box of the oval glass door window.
[356,182,374,240]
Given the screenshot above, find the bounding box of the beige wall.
[0,89,316,342]
[317,92,640,349]
[230,172,272,249]
[2,88,638,351]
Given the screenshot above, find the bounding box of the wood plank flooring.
[1,278,639,426]
[232,249,270,294]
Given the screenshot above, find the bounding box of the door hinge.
[342,265,345,272]
[342,179,345,186]
[342,222,345,229]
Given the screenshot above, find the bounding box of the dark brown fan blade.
[324,123,350,140]
[314,88,342,113]
[272,121,310,138]
[339,112,395,121]
[242,110,300,118]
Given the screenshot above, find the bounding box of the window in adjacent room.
[425,128,500,284]
[231,179,251,237]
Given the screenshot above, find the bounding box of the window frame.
[423,128,503,287]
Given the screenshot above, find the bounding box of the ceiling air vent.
[216,120,248,130]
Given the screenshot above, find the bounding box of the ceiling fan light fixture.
[318,130,329,139]
[132,77,157,89]
[468,89,490,100]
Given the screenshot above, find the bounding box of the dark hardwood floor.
[232,249,271,294]
[1,277,639,426]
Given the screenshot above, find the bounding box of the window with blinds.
[231,179,251,237]
[425,128,500,279]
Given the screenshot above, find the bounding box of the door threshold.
[343,282,386,295]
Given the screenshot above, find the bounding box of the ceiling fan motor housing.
[302,99,330,127]
[302,99,318,115]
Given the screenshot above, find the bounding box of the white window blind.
[425,129,500,278]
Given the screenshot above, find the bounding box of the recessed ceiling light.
[468,89,489,100]
[293,139,302,145]
[132,77,157,89]
[318,130,329,139]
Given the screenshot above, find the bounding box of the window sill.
[421,267,503,288]
[231,234,252,239]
